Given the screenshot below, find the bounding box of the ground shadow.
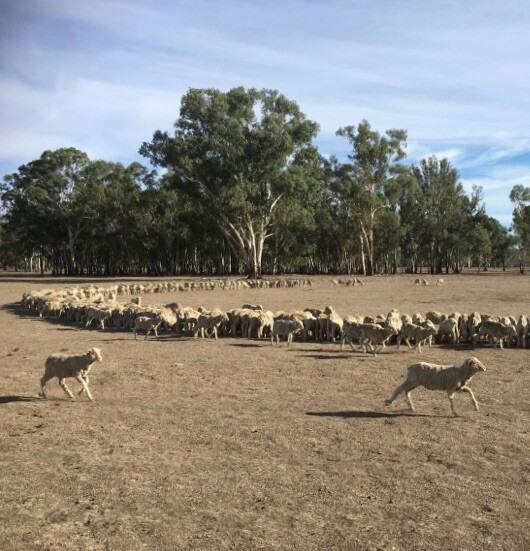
[300,354,352,360]
[306,410,437,419]
[0,395,41,404]
[230,343,262,348]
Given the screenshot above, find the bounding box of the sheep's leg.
[76,375,93,401]
[405,337,413,350]
[154,326,159,340]
[385,382,413,409]
[145,328,150,341]
[460,385,479,411]
[59,378,75,399]
[39,374,52,398]
[134,329,138,340]
[213,326,218,340]
[447,391,459,417]
[405,390,416,412]
[78,375,89,395]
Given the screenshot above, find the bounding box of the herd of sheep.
[21,281,529,353]
[25,279,515,416]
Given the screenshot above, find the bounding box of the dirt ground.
[0,272,529,551]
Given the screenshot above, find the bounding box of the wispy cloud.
[1,0,529,222]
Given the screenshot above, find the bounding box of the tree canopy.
[0,87,516,276]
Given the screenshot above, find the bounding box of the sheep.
[256,311,274,339]
[473,320,517,349]
[39,348,103,401]
[271,318,304,346]
[517,314,529,348]
[133,315,163,340]
[385,357,486,417]
[84,306,111,330]
[458,314,470,343]
[397,322,437,353]
[193,309,229,339]
[341,317,364,351]
[436,278,445,285]
[131,297,142,305]
[386,309,402,338]
[412,313,425,325]
[425,311,444,325]
[324,306,344,342]
[360,324,398,356]
[241,304,263,311]
[438,317,459,344]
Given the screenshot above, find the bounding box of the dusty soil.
[0,272,529,550]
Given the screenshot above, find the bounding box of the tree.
[336,120,407,275]
[140,87,320,278]
[510,184,530,273]
[1,148,93,274]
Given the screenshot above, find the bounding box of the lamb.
[397,322,437,353]
[360,324,397,356]
[133,315,163,340]
[385,357,486,417]
[473,320,517,349]
[39,348,103,401]
[271,318,304,346]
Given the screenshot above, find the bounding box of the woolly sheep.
[271,318,304,346]
[360,323,397,356]
[397,322,437,353]
[385,357,486,417]
[133,315,163,340]
[40,348,103,401]
[438,318,459,344]
[473,320,517,349]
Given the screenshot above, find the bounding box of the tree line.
[1,87,528,277]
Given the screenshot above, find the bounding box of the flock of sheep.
[24,278,526,416]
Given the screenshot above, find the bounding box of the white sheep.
[360,324,397,356]
[473,320,517,349]
[271,318,304,346]
[385,356,486,417]
[39,348,103,401]
[133,315,163,340]
[397,322,437,353]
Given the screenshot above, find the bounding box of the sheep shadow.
[0,395,41,404]
[307,410,437,419]
[230,343,262,348]
[300,354,352,360]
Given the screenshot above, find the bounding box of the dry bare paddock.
[0,273,529,551]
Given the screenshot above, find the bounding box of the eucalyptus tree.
[510,184,530,273]
[410,156,472,273]
[140,86,320,278]
[1,148,94,274]
[336,120,407,275]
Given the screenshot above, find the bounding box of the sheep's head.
[464,357,486,373]
[324,306,335,316]
[506,325,517,338]
[87,348,103,363]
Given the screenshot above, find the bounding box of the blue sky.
[1,0,529,225]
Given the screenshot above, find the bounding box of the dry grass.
[0,271,529,550]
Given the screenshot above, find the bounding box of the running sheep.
[39,348,103,401]
[385,356,486,417]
